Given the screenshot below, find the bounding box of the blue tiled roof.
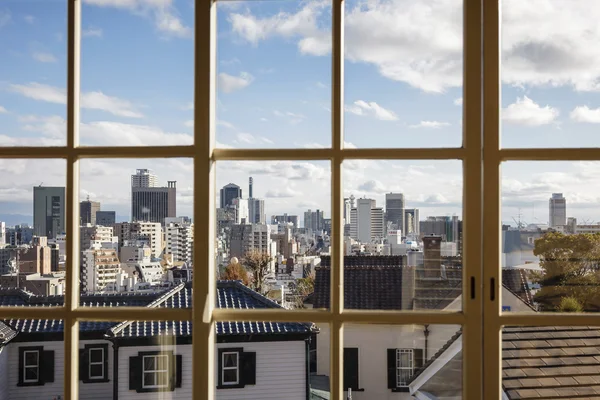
[110,281,313,338]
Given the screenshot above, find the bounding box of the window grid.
[395,349,413,387]
[7,0,598,399]
[221,352,239,385]
[142,355,169,389]
[88,348,104,379]
[23,350,39,383]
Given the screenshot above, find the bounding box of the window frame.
[142,354,170,390]
[23,350,40,384]
[88,347,104,380]
[395,349,413,388]
[220,351,239,386]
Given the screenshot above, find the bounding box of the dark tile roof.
[502,268,534,307]
[413,267,462,310]
[503,326,600,400]
[109,281,313,338]
[0,321,16,345]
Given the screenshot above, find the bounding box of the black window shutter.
[129,356,142,391]
[414,349,424,369]
[175,355,183,388]
[343,348,359,390]
[79,349,88,382]
[240,352,256,386]
[41,351,55,383]
[17,348,24,385]
[387,349,396,389]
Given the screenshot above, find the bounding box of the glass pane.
[330,324,463,397]
[223,369,237,383]
[89,349,102,363]
[25,352,38,365]
[342,160,463,310]
[25,367,38,381]
[79,159,192,304]
[501,1,600,148]
[144,357,156,371]
[90,364,103,378]
[157,371,169,386]
[144,372,156,387]
[216,161,331,310]
[216,1,331,148]
[80,0,193,146]
[501,161,600,313]
[223,353,237,368]
[502,326,600,399]
[344,0,463,148]
[0,0,67,146]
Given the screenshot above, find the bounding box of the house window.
[221,352,239,385]
[395,349,414,387]
[89,348,104,379]
[23,350,39,383]
[142,354,169,389]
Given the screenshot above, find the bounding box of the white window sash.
[221,352,239,385]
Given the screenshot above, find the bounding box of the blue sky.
[1,0,600,226]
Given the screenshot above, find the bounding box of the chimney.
[422,235,442,278]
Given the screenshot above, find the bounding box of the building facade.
[549,193,567,228]
[80,247,121,293]
[33,186,65,239]
[350,199,384,243]
[131,168,158,188]
[164,223,194,263]
[220,183,242,209]
[304,209,324,232]
[385,193,405,235]
[131,182,176,224]
[113,222,163,259]
[248,198,265,224]
[80,199,100,225]
[229,224,271,258]
[95,211,116,226]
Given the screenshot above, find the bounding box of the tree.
[220,261,250,286]
[243,250,272,294]
[293,273,315,309]
[533,232,600,311]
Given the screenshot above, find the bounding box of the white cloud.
[24,15,35,24]
[358,179,388,194]
[9,82,143,118]
[235,132,274,145]
[83,0,191,38]
[228,0,600,93]
[345,100,398,121]
[502,96,559,126]
[0,10,10,28]
[217,120,236,130]
[265,187,301,198]
[32,52,57,63]
[83,27,103,37]
[273,110,306,124]
[0,106,7,113]
[184,120,193,128]
[570,106,600,124]
[454,97,463,106]
[409,121,451,129]
[218,72,253,93]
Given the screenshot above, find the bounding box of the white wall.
[118,341,307,400]
[6,340,113,400]
[316,324,459,400]
[0,346,8,400]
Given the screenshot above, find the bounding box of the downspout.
[423,325,430,360]
[113,341,119,400]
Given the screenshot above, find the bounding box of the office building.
[6,224,34,246]
[96,211,116,226]
[249,177,254,199]
[385,193,405,235]
[344,198,353,225]
[304,209,324,232]
[80,247,121,293]
[113,222,163,259]
[549,193,567,228]
[249,198,266,224]
[131,181,176,224]
[420,216,461,243]
[131,169,158,188]
[404,208,420,236]
[232,198,249,224]
[33,186,65,239]
[229,223,271,258]
[220,183,242,209]
[80,225,115,251]
[350,198,384,243]
[271,214,299,229]
[165,223,194,263]
[80,198,101,225]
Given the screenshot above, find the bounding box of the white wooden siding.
[118,341,307,400]
[0,346,9,400]
[5,340,113,400]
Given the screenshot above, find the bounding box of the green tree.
[558,296,583,312]
[243,251,272,294]
[533,232,600,311]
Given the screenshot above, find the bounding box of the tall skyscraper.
[248,198,266,224]
[131,169,176,224]
[404,208,420,236]
[96,211,116,226]
[271,214,299,229]
[80,197,100,225]
[385,193,405,236]
[220,183,242,209]
[304,209,324,231]
[549,193,567,228]
[33,186,65,239]
[420,216,461,242]
[131,169,158,188]
[232,198,249,224]
[249,177,253,199]
[350,198,384,243]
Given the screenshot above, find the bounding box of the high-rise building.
[248,198,266,224]
[220,183,242,209]
[131,181,176,224]
[385,193,405,236]
[229,223,271,258]
[113,222,163,259]
[549,193,567,227]
[249,177,253,199]
[343,198,353,225]
[404,208,420,236]
[271,214,299,229]
[80,247,120,293]
[33,186,65,239]
[131,169,158,188]
[304,209,324,232]
[165,222,194,263]
[96,211,116,226]
[420,216,461,243]
[80,225,115,251]
[350,198,384,243]
[80,198,101,225]
[232,198,249,224]
[0,221,5,246]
